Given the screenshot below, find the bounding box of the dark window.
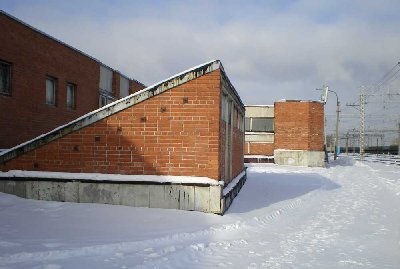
[46,77,57,106]
[246,117,274,132]
[99,92,115,108]
[99,95,107,107]
[0,60,11,95]
[67,83,75,109]
[252,118,274,132]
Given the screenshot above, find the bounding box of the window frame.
[45,76,57,106]
[245,117,274,133]
[99,91,115,108]
[99,95,107,108]
[0,60,12,96]
[66,83,76,109]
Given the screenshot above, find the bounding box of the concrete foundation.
[274,149,325,167]
[0,171,247,214]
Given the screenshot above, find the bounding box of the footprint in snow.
[162,246,176,253]
[190,243,206,251]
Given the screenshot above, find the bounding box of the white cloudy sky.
[1,0,400,142]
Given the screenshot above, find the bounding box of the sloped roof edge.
[0,10,145,87]
[0,59,237,164]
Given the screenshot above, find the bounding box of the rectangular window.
[251,118,274,132]
[0,60,11,95]
[46,77,56,106]
[67,83,75,109]
[99,65,113,93]
[119,75,130,97]
[99,93,115,107]
[99,95,107,107]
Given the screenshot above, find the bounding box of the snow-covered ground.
[0,156,399,268]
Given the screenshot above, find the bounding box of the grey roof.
[0,60,243,164]
[0,10,145,87]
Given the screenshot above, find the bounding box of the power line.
[375,62,400,90]
[345,62,400,107]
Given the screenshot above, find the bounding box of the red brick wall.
[130,80,145,95]
[231,107,244,179]
[232,126,244,178]
[245,142,274,155]
[274,101,324,151]
[218,93,245,184]
[0,13,144,149]
[1,70,222,179]
[307,102,325,151]
[112,71,121,98]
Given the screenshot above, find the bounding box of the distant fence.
[350,153,400,166]
[339,145,398,155]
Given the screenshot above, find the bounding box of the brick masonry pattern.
[1,70,245,182]
[274,102,324,151]
[0,13,144,148]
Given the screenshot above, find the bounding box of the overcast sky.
[1,0,400,141]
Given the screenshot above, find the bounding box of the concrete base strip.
[0,170,224,186]
[274,149,325,167]
[0,170,247,214]
[221,169,247,214]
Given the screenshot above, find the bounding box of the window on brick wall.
[119,75,130,97]
[99,93,115,107]
[46,76,57,106]
[66,83,75,109]
[235,108,245,131]
[245,117,274,132]
[99,65,113,93]
[0,60,11,96]
[99,65,115,107]
[99,95,106,107]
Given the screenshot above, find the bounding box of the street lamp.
[317,86,340,160]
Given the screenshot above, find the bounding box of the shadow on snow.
[226,169,341,214]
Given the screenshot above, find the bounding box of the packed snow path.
[0,157,399,268]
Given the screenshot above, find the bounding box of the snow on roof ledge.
[0,59,242,164]
[0,170,224,186]
[244,105,274,107]
[275,99,323,103]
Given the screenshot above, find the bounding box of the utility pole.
[316,85,340,160]
[360,91,365,159]
[398,123,400,155]
[334,94,340,160]
[347,88,367,160]
[348,90,400,159]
